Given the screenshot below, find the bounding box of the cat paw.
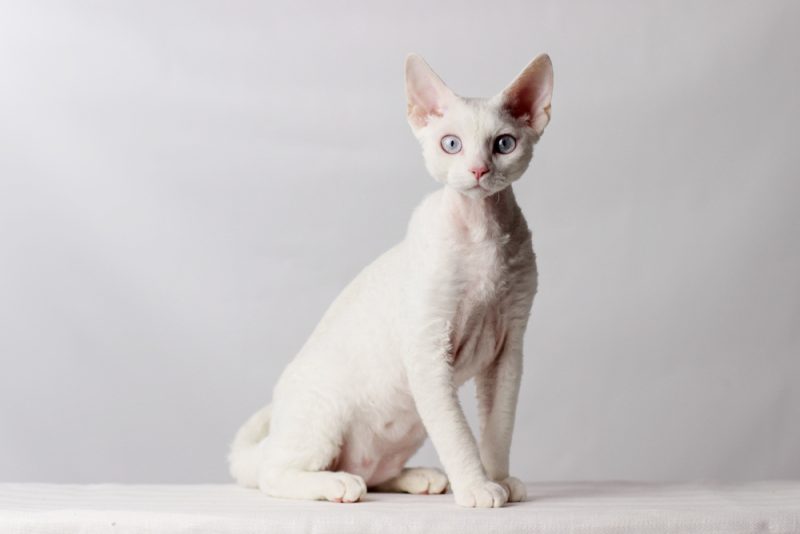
[323,471,367,503]
[453,479,509,508]
[390,467,449,494]
[497,476,527,502]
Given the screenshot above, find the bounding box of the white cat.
[229,53,553,508]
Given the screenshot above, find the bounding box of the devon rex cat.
[230,53,553,508]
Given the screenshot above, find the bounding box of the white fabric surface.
[1,481,798,534]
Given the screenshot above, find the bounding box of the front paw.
[497,476,527,502]
[453,479,509,508]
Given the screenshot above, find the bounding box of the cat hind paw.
[497,475,527,502]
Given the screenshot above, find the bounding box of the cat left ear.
[405,54,455,129]
[500,54,554,137]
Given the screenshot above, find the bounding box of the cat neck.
[440,185,522,240]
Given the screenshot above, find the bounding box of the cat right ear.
[405,54,454,129]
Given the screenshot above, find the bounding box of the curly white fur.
[229,53,553,508]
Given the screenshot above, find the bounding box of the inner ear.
[405,54,455,129]
[501,54,553,136]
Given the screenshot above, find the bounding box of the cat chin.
[453,184,507,200]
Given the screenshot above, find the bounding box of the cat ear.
[405,54,455,129]
[500,54,553,136]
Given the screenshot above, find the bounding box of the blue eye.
[440,135,462,154]
[494,134,516,154]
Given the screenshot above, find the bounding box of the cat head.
[405,54,553,199]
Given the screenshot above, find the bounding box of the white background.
[1,1,798,483]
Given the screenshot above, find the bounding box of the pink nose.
[470,166,490,181]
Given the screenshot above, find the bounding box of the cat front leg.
[404,322,509,508]
[475,321,527,502]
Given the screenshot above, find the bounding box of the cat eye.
[494,134,516,154]
[440,135,462,154]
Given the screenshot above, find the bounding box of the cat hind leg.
[256,420,367,503]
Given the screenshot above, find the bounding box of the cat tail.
[228,403,272,488]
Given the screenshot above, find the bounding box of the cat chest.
[454,238,510,303]
[447,242,512,382]
[449,302,508,384]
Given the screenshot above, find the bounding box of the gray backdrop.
[1,1,798,484]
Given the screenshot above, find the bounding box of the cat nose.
[470,166,490,181]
